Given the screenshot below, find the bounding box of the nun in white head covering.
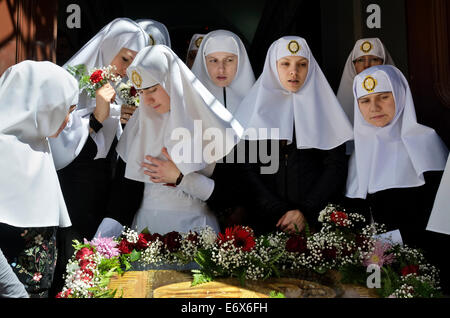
[345,64,448,248]
[337,38,395,125]
[96,45,242,239]
[0,60,78,297]
[136,19,171,47]
[232,36,353,235]
[50,17,149,170]
[186,33,205,69]
[191,30,255,114]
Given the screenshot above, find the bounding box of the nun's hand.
[120,104,137,124]
[94,83,116,123]
[276,210,306,234]
[142,147,181,184]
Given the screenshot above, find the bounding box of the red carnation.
[149,233,164,243]
[186,232,199,245]
[330,211,348,226]
[130,86,137,97]
[322,246,338,261]
[163,231,182,252]
[118,239,135,254]
[285,235,308,253]
[90,70,104,84]
[75,247,94,261]
[401,265,420,276]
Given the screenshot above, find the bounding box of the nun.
[337,38,395,125]
[0,61,78,297]
[136,19,171,47]
[186,33,205,69]
[191,30,255,114]
[232,36,353,235]
[48,18,149,295]
[345,65,448,251]
[95,45,241,241]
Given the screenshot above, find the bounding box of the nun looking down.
[0,61,79,297]
[48,18,150,295]
[95,44,242,252]
[344,64,448,252]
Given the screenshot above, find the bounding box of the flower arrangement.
[118,80,139,106]
[67,64,122,98]
[57,205,443,298]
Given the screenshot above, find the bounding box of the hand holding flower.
[94,82,115,123]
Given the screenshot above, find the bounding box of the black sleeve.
[105,157,145,227]
[239,161,293,220]
[301,144,348,216]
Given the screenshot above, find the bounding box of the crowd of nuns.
[1,17,450,298]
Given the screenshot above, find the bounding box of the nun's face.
[205,52,238,87]
[139,84,171,114]
[110,48,138,78]
[358,92,395,127]
[48,105,77,138]
[353,55,383,74]
[276,56,309,93]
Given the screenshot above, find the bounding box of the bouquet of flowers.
[67,64,122,98]
[118,80,139,106]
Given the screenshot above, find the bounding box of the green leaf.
[269,291,286,298]
[191,272,213,287]
[141,227,151,235]
[129,250,141,262]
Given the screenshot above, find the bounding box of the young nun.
[48,18,149,294]
[136,19,172,47]
[345,65,448,251]
[191,30,255,114]
[233,36,354,235]
[95,45,241,240]
[0,61,79,297]
[186,33,205,69]
[337,38,395,125]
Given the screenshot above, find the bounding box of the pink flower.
[363,240,395,268]
[33,272,42,282]
[88,236,120,259]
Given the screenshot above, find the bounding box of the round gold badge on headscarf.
[287,40,301,54]
[131,70,143,88]
[149,34,155,46]
[362,76,377,93]
[360,41,373,54]
[195,36,204,48]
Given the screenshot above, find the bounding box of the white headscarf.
[136,19,171,47]
[0,61,79,228]
[117,45,243,183]
[346,65,449,199]
[337,38,395,124]
[50,18,150,169]
[427,155,450,235]
[234,36,353,150]
[191,30,255,114]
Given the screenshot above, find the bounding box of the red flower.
[130,86,137,97]
[330,211,348,226]
[90,70,104,84]
[75,247,94,261]
[322,246,338,261]
[163,231,182,252]
[137,233,152,250]
[56,288,73,298]
[186,232,199,245]
[118,239,135,254]
[149,233,164,243]
[218,226,256,252]
[285,235,308,253]
[401,265,420,276]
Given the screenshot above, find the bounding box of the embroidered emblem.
[363,76,377,93]
[131,70,143,88]
[287,40,301,54]
[195,36,204,48]
[149,34,155,45]
[360,41,373,54]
